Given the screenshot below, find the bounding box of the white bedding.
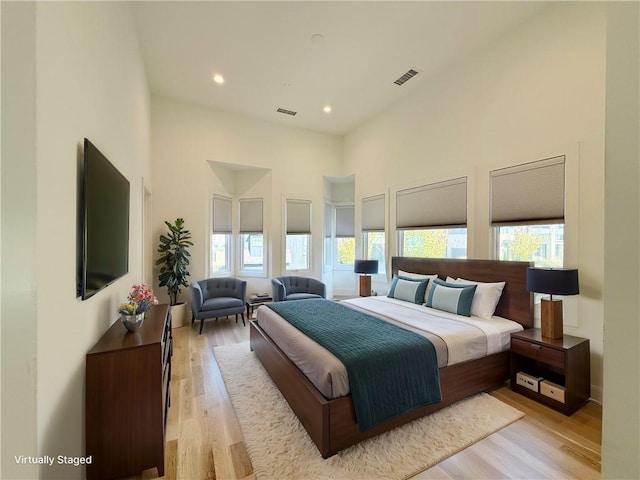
[256,296,523,399]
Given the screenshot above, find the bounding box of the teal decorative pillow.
[426,279,477,317]
[388,276,430,304]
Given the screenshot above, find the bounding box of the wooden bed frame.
[249,257,533,458]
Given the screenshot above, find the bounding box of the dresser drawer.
[511,338,564,368]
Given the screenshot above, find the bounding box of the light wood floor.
[134,318,602,480]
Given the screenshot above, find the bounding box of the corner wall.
[343,3,607,400]
[150,97,343,300]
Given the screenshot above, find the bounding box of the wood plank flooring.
[132,318,601,480]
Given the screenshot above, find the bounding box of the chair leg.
[235,314,238,324]
[191,313,195,325]
[241,312,246,327]
[199,318,205,335]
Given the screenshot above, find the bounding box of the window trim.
[210,194,233,276]
[284,198,313,273]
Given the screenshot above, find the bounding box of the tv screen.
[80,138,130,300]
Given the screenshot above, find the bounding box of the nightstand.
[246,295,272,319]
[510,329,590,415]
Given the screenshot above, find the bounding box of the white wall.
[601,3,640,479]
[343,3,607,400]
[151,96,342,301]
[2,3,150,479]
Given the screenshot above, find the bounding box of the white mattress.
[256,296,523,399]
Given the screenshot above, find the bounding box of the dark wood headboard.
[391,257,533,328]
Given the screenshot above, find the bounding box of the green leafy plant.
[156,218,193,306]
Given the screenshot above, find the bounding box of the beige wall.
[343,2,607,401]
[2,3,150,479]
[602,3,640,479]
[1,3,38,478]
[150,96,343,300]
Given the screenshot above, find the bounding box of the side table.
[510,328,590,415]
[246,295,273,319]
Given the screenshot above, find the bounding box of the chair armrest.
[310,278,326,298]
[271,278,285,302]
[190,282,204,313]
[237,280,247,301]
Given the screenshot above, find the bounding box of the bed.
[249,257,533,458]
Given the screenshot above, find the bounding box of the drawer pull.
[530,344,541,350]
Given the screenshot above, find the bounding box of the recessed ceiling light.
[213,73,225,84]
[323,105,332,113]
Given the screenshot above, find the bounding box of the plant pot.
[121,313,145,332]
[169,302,187,328]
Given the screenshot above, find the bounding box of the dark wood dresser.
[86,304,172,479]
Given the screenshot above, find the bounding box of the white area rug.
[213,342,524,480]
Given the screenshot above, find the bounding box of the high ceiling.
[132,2,549,136]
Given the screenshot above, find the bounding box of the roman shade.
[361,194,385,232]
[212,195,232,234]
[490,156,565,226]
[335,205,355,238]
[239,198,263,233]
[286,199,311,234]
[396,177,467,229]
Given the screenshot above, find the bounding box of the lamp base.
[541,298,563,339]
[359,275,371,297]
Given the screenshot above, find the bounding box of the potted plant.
[156,218,193,326]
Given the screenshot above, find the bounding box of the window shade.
[361,194,385,232]
[396,177,467,229]
[490,156,565,226]
[335,205,355,238]
[286,199,311,234]
[212,195,232,234]
[239,198,263,233]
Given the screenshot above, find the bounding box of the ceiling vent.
[393,69,420,86]
[276,107,297,116]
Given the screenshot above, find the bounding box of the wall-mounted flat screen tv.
[79,138,130,300]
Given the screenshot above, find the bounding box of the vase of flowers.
[118,283,158,332]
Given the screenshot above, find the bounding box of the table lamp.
[526,267,579,339]
[354,260,378,297]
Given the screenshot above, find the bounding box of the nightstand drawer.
[511,338,564,368]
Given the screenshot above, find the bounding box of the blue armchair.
[190,277,247,334]
[271,276,326,302]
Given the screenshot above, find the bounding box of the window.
[497,224,564,267]
[334,205,355,268]
[364,231,386,274]
[239,198,264,274]
[399,228,467,259]
[396,178,467,259]
[491,156,566,267]
[286,199,311,271]
[211,195,232,274]
[361,194,386,274]
[286,235,310,270]
[211,234,230,273]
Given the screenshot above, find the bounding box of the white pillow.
[453,277,506,319]
[398,270,438,303]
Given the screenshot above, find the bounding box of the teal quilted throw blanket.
[266,299,442,432]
